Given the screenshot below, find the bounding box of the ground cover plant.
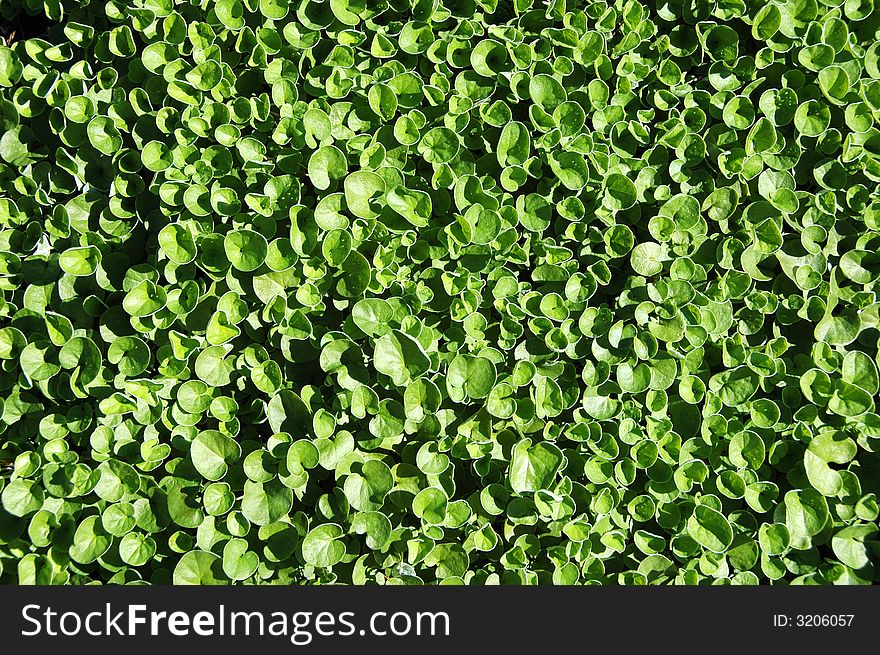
[0,0,879,585]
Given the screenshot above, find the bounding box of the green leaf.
[0,127,43,166]
[413,487,448,525]
[159,224,197,264]
[308,146,348,190]
[758,523,790,556]
[447,354,496,401]
[142,140,172,171]
[225,229,268,272]
[343,460,393,511]
[1,479,44,517]
[241,479,293,526]
[710,367,760,406]
[122,280,166,317]
[687,505,734,553]
[87,116,123,155]
[509,439,564,494]
[831,525,877,570]
[777,489,830,550]
[815,312,861,346]
[173,551,227,585]
[191,430,241,481]
[497,122,531,166]
[794,100,831,137]
[529,74,567,112]
[344,170,385,219]
[630,242,666,277]
[604,173,637,210]
[387,186,432,227]
[302,523,346,568]
[69,516,112,565]
[352,298,394,337]
[373,330,431,386]
[119,533,157,567]
[59,246,100,277]
[471,39,509,77]
[0,46,23,87]
[418,127,460,164]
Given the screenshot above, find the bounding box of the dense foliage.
[1,0,879,585]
